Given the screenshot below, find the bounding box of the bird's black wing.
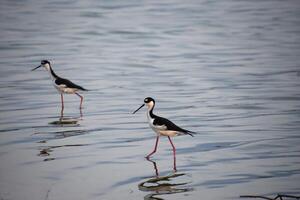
[153,116,195,137]
[55,77,87,91]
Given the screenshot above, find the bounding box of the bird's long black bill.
[133,104,145,114]
[31,65,41,71]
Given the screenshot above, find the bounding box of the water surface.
[0,0,300,200]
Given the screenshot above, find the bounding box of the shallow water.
[1,0,300,200]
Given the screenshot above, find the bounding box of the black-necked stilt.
[133,97,195,161]
[32,60,88,111]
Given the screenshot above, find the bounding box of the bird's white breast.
[147,111,170,136]
[147,112,157,134]
[52,81,77,94]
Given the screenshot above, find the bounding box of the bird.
[133,97,195,160]
[32,60,88,112]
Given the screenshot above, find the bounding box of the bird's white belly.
[149,123,161,135]
[150,124,179,137]
[53,83,77,94]
[147,116,158,134]
[158,130,179,137]
[148,118,178,137]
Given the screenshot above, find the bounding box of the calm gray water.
[0,0,300,200]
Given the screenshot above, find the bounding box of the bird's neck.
[147,105,156,119]
[48,66,58,79]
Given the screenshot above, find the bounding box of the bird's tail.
[78,86,90,91]
[184,130,197,137]
[80,88,102,92]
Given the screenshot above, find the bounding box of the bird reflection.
[59,104,83,122]
[38,143,87,161]
[49,110,83,126]
[147,147,177,173]
[36,111,87,162]
[36,129,88,161]
[138,158,193,200]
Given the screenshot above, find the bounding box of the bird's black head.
[144,97,155,104]
[32,60,51,71]
[133,97,155,114]
[41,60,50,65]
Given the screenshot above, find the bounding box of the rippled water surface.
[1,1,300,200]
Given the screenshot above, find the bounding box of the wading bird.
[32,60,87,114]
[133,97,195,164]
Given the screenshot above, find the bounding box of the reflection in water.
[36,128,88,161]
[38,144,87,161]
[49,109,83,126]
[139,159,193,200]
[147,149,177,173]
[34,129,88,140]
[147,159,160,177]
[49,118,79,126]
[36,112,87,161]
[57,104,83,122]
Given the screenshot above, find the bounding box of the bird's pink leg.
[146,136,159,159]
[75,93,84,108]
[61,93,64,109]
[60,93,64,118]
[168,136,177,171]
